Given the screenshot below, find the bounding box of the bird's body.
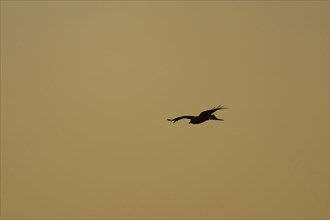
[168,105,226,124]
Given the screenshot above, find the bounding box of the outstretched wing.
[199,105,227,117]
[167,116,194,123]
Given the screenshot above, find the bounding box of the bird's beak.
[213,116,224,121]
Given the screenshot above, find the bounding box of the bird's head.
[210,114,223,121]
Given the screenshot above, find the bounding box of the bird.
[167,105,227,124]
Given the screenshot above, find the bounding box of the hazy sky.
[1,1,329,219]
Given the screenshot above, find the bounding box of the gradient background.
[1,1,329,219]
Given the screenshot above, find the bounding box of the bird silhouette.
[168,105,227,124]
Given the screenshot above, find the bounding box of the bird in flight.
[167,105,227,124]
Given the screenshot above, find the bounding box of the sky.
[1,1,329,219]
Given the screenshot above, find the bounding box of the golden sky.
[1,1,329,219]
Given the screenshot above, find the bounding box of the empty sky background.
[1,1,329,219]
